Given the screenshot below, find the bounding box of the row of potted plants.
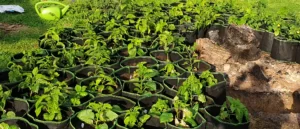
[0,74,249,129]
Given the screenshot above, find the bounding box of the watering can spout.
[61,5,70,15]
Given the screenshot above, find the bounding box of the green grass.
[0,0,300,69]
[264,0,300,14]
[0,0,72,68]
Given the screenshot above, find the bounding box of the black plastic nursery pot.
[150,50,183,63]
[122,81,164,101]
[0,68,23,88]
[113,67,138,81]
[162,77,215,107]
[80,76,122,96]
[116,114,165,129]
[182,30,197,46]
[71,37,88,46]
[271,37,299,62]
[152,64,186,83]
[205,24,228,44]
[11,49,49,63]
[296,43,300,64]
[62,93,94,112]
[27,107,74,129]
[116,47,148,57]
[74,65,114,84]
[197,27,209,39]
[11,87,39,106]
[137,94,173,110]
[39,69,75,86]
[202,105,249,129]
[162,77,186,98]
[180,72,228,105]
[258,31,274,53]
[74,95,136,114]
[38,36,72,51]
[166,109,206,129]
[70,112,116,129]
[120,56,158,67]
[177,59,213,73]
[104,56,122,70]
[0,117,39,129]
[1,98,30,117]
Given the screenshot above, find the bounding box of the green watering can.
[35,1,70,20]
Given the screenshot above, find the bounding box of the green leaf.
[159,113,173,123]
[126,14,136,19]
[105,110,118,121]
[96,123,108,129]
[6,111,16,118]
[75,85,81,92]
[198,94,206,103]
[185,117,197,127]
[145,81,156,91]
[136,48,145,56]
[32,67,38,76]
[77,109,95,125]
[138,114,150,127]
[112,105,123,112]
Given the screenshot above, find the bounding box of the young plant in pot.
[84,46,111,66]
[53,48,85,72]
[120,56,158,67]
[75,65,113,84]
[73,102,118,129]
[108,26,129,47]
[35,56,57,70]
[122,62,163,100]
[0,85,15,119]
[63,85,92,108]
[176,73,207,106]
[159,98,206,129]
[117,106,152,129]
[138,94,173,114]
[39,27,70,50]
[80,75,121,96]
[117,37,146,57]
[199,71,218,87]
[126,37,147,57]
[0,85,30,119]
[177,43,212,73]
[203,96,249,129]
[130,62,159,82]
[12,49,48,63]
[10,51,39,71]
[135,18,151,38]
[123,13,137,26]
[1,63,24,88]
[0,117,38,129]
[152,63,185,83]
[28,83,74,129]
[15,67,52,101]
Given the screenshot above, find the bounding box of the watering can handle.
[35,1,68,16]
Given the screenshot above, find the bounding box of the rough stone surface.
[221,25,261,62]
[195,38,300,129]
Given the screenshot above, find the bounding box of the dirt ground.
[196,38,300,129]
[0,23,27,38]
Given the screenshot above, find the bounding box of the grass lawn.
[0,0,72,68]
[0,0,299,69]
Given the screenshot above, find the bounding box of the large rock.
[221,25,261,62]
[195,38,300,129]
